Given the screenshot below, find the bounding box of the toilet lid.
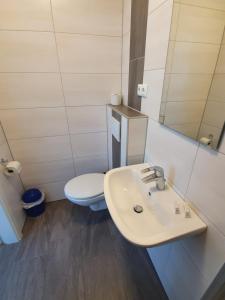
[65,173,105,200]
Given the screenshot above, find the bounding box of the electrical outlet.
[137,84,148,98]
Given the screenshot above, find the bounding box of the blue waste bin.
[22,188,45,217]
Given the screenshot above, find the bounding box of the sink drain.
[133,205,143,213]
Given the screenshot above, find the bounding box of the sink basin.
[104,163,207,247]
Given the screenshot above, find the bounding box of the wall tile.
[164,101,206,125]
[62,74,120,106]
[0,0,122,204]
[0,108,68,139]
[128,58,144,110]
[9,136,72,164]
[169,42,220,74]
[141,69,165,120]
[147,245,173,296]
[146,119,198,195]
[123,0,131,34]
[147,243,172,275]
[165,41,175,73]
[75,154,108,175]
[216,45,225,73]
[130,0,149,60]
[36,181,67,202]
[170,3,180,41]
[52,0,122,36]
[0,73,64,109]
[67,106,107,134]
[145,0,173,70]
[164,241,208,300]
[209,74,225,102]
[0,0,53,31]
[179,0,225,11]
[182,221,225,285]
[0,126,6,146]
[148,0,168,13]
[165,74,212,102]
[176,5,225,44]
[71,132,107,157]
[56,33,121,73]
[0,31,58,72]
[0,143,14,162]
[21,159,75,186]
[122,31,130,74]
[202,101,225,129]
[169,123,200,139]
[186,146,225,236]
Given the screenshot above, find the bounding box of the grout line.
[164,72,217,75]
[21,157,74,166]
[122,30,130,36]
[0,71,122,75]
[20,152,108,167]
[148,0,169,17]
[7,131,107,142]
[169,39,222,46]
[201,121,223,130]
[0,104,109,110]
[0,71,121,74]
[144,68,165,72]
[183,145,200,200]
[165,99,209,103]
[0,28,121,38]
[173,1,225,13]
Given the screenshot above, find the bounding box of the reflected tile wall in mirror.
[160,2,225,150]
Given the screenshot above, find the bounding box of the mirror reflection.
[160,5,225,150]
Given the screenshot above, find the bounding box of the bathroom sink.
[104,164,207,247]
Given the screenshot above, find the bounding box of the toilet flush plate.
[104,163,207,248]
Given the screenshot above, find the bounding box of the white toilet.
[64,173,107,211]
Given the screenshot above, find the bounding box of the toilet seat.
[64,173,105,206]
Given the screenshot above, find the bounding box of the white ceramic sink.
[104,163,207,247]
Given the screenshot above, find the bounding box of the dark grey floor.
[0,200,168,300]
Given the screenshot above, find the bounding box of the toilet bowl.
[64,173,107,211]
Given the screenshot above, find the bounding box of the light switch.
[137,84,148,98]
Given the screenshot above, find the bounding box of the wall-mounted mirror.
[160,4,225,150]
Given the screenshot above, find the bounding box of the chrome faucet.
[141,166,166,190]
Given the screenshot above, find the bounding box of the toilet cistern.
[141,166,166,191]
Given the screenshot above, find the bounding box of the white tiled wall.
[0,0,122,202]
[142,1,225,299]
[121,0,131,106]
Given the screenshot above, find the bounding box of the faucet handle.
[149,166,164,177]
[141,167,152,174]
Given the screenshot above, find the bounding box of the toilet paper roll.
[199,137,212,146]
[111,94,121,106]
[4,161,22,177]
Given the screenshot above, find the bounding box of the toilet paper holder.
[0,158,8,166]
[1,159,22,177]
